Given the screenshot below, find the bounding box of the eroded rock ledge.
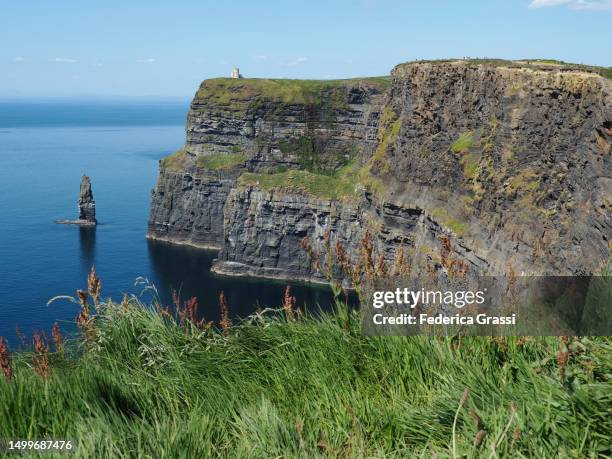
[148,60,611,281]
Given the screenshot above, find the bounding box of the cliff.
[147,77,388,253]
[148,60,611,281]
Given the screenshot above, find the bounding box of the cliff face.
[376,62,611,275]
[148,166,239,248]
[148,77,388,253]
[148,61,611,280]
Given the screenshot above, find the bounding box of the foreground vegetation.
[0,272,610,458]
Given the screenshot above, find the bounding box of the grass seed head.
[219,291,231,336]
[52,322,64,354]
[474,429,487,446]
[283,285,296,322]
[87,266,101,309]
[32,333,51,378]
[185,297,199,325]
[0,336,14,381]
[460,387,470,406]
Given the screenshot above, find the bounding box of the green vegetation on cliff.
[451,131,475,154]
[430,207,469,237]
[451,130,481,184]
[161,148,190,171]
[399,59,612,81]
[355,107,400,200]
[161,151,248,172]
[373,107,401,173]
[195,76,391,108]
[1,286,610,457]
[238,161,360,201]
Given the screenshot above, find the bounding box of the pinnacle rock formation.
[78,175,96,224]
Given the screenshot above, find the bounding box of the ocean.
[0,100,337,343]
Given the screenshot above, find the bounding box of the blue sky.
[1,0,610,98]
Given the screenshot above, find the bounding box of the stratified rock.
[78,175,96,224]
[147,78,387,249]
[148,61,612,280]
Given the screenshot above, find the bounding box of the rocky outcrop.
[78,175,96,224]
[57,175,97,226]
[148,61,611,281]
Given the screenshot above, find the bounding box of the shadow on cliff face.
[146,239,353,324]
[79,226,96,271]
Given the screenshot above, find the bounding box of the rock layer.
[148,61,611,281]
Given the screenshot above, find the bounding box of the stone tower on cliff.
[231,68,242,79]
[78,175,96,224]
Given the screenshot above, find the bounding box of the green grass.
[238,161,360,201]
[161,148,191,171]
[195,77,391,108]
[196,152,247,170]
[451,132,475,154]
[357,107,401,197]
[372,108,400,173]
[461,151,482,180]
[1,295,610,458]
[430,207,469,237]
[451,132,484,181]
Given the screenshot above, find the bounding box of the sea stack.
[78,175,97,224]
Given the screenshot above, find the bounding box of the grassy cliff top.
[396,58,612,80]
[194,76,391,106]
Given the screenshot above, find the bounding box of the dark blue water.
[0,101,337,343]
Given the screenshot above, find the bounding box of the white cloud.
[136,58,156,63]
[529,0,571,7]
[287,56,308,66]
[252,54,267,60]
[571,0,612,9]
[13,56,26,62]
[529,0,612,10]
[49,57,77,63]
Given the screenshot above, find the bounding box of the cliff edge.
[148,60,611,281]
